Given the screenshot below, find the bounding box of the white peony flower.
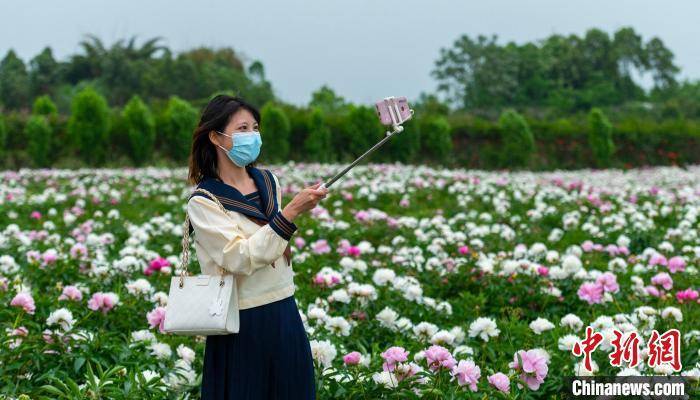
[468,317,500,342]
[558,334,580,351]
[176,344,196,365]
[325,316,352,336]
[149,342,172,360]
[310,339,337,369]
[376,307,399,330]
[46,308,75,331]
[530,317,555,335]
[372,268,396,286]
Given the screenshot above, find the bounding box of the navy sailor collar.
[188,165,279,232]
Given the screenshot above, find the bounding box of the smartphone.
[375,96,413,126]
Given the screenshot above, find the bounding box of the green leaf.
[74,357,86,373]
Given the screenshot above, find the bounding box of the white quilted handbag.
[163,188,240,336]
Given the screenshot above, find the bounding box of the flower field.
[1,163,699,399]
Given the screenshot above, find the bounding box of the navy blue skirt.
[200,294,316,400]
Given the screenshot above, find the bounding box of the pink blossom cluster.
[676,288,699,304]
[10,292,36,314]
[648,254,686,273]
[509,349,549,390]
[577,272,619,304]
[87,292,118,314]
[646,272,673,297]
[375,345,516,393]
[147,306,167,333]
[145,257,170,276]
[337,239,362,257]
[581,240,629,257]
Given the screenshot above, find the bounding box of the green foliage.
[304,107,333,162]
[25,115,52,167]
[0,35,274,111]
[259,103,291,163]
[160,96,198,162]
[0,49,30,110]
[0,114,7,161]
[418,115,452,163]
[386,121,421,163]
[587,108,615,167]
[498,109,535,168]
[67,85,111,165]
[29,47,59,97]
[309,85,346,113]
[122,95,156,165]
[432,27,679,111]
[32,95,58,117]
[340,105,383,161]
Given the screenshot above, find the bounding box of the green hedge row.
[448,113,700,169]
[1,86,699,170]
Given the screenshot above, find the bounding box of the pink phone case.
[375,97,412,126]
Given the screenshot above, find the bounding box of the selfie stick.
[318,97,414,190]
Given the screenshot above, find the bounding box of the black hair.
[188,95,261,185]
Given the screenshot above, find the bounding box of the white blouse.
[186,172,298,309]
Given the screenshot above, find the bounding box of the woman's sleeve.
[187,189,297,275]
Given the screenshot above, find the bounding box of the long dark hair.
[188,95,261,185]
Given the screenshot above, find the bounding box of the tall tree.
[29,47,60,97]
[67,85,111,165]
[0,50,30,110]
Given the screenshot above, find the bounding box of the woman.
[186,94,328,399]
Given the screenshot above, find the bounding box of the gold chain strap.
[179,188,228,288]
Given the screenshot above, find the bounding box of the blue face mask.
[215,130,262,167]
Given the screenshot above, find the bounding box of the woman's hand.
[281,182,329,222]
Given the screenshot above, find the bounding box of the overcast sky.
[2,0,699,106]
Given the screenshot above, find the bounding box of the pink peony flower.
[58,285,83,301]
[147,306,167,333]
[354,210,370,222]
[537,266,549,276]
[12,326,29,336]
[10,292,36,314]
[577,282,604,304]
[487,372,511,393]
[509,349,549,390]
[451,359,481,391]
[667,256,686,273]
[343,351,361,366]
[311,239,331,254]
[649,253,667,267]
[347,246,361,257]
[676,288,699,304]
[294,237,306,249]
[30,211,42,219]
[381,346,409,372]
[42,250,58,265]
[651,272,673,290]
[595,272,619,293]
[424,345,457,372]
[645,285,661,297]
[458,245,469,255]
[70,243,88,259]
[581,241,594,252]
[147,257,170,275]
[87,292,118,314]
